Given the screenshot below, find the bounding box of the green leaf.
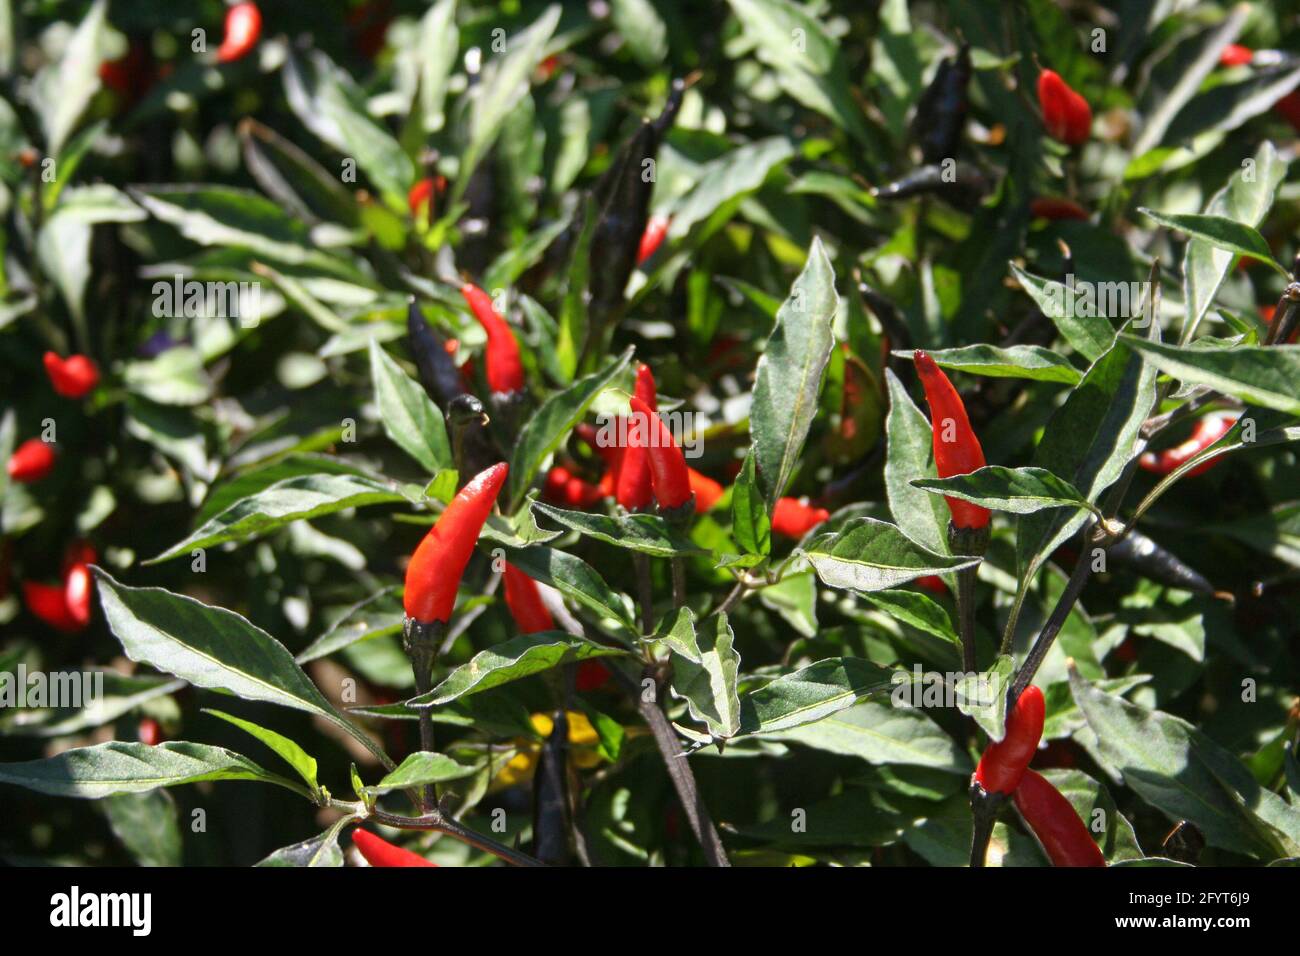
[502,545,636,634]
[860,589,958,646]
[954,655,1013,741]
[282,49,414,210]
[416,0,459,133]
[531,501,703,557]
[556,195,598,380]
[1139,209,1285,276]
[506,347,633,509]
[911,465,1095,516]
[29,0,105,155]
[884,369,948,554]
[1118,336,1300,416]
[0,672,185,739]
[414,631,627,705]
[750,236,837,507]
[765,700,970,772]
[1069,668,1300,858]
[1181,141,1287,343]
[737,658,902,735]
[93,570,390,769]
[454,5,561,205]
[801,517,980,593]
[369,339,451,474]
[730,450,771,556]
[609,0,668,67]
[1010,332,1158,639]
[132,185,360,278]
[204,709,320,796]
[370,752,479,793]
[257,820,349,867]
[103,790,182,867]
[655,609,742,740]
[1010,264,1115,363]
[148,473,406,563]
[911,344,1082,384]
[0,741,300,799]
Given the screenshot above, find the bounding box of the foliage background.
[0,0,1298,867]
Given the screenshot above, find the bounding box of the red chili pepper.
[1138,412,1238,478]
[43,352,100,398]
[687,468,724,512]
[771,497,830,539]
[637,214,671,265]
[1037,69,1091,146]
[403,462,507,624]
[460,283,524,395]
[913,351,990,530]
[1275,90,1300,132]
[1219,43,1253,67]
[974,685,1044,794]
[352,828,438,867]
[216,2,262,63]
[503,563,554,634]
[1029,197,1088,222]
[408,178,435,218]
[7,439,56,483]
[616,365,659,511]
[138,717,163,747]
[1013,769,1106,867]
[914,574,949,596]
[22,581,82,633]
[575,660,612,692]
[64,564,94,627]
[62,541,98,576]
[629,395,691,510]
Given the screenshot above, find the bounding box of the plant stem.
[612,664,731,867]
[968,784,1004,868]
[632,551,654,634]
[401,618,442,812]
[370,808,544,867]
[955,566,979,673]
[1006,545,1094,705]
[671,557,687,610]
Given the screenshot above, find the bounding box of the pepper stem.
[968,780,1004,868]
[402,616,445,812]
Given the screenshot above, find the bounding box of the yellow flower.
[492,711,606,788]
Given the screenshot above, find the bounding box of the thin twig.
[955,566,979,673]
[370,808,545,867]
[611,665,731,867]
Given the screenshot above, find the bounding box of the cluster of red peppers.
[973,686,1105,866]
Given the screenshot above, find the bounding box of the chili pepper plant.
[1,0,1299,870]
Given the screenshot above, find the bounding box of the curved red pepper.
[637,214,671,265]
[460,283,524,395]
[403,462,507,624]
[575,660,612,691]
[1219,44,1253,67]
[352,828,438,867]
[913,351,990,530]
[771,497,830,539]
[687,468,724,512]
[1139,412,1238,478]
[22,581,82,632]
[974,685,1045,794]
[629,395,691,510]
[1276,90,1300,132]
[8,439,56,483]
[43,352,100,398]
[1029,197,1088,222]
[1013,769,1106,867]
[1037,69,1091,146]
[408,178,435,218]
[216,2,262,64]
[503,563,554,634]
[616,364,658,510]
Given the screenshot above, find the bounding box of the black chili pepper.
[911,43,971,164]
